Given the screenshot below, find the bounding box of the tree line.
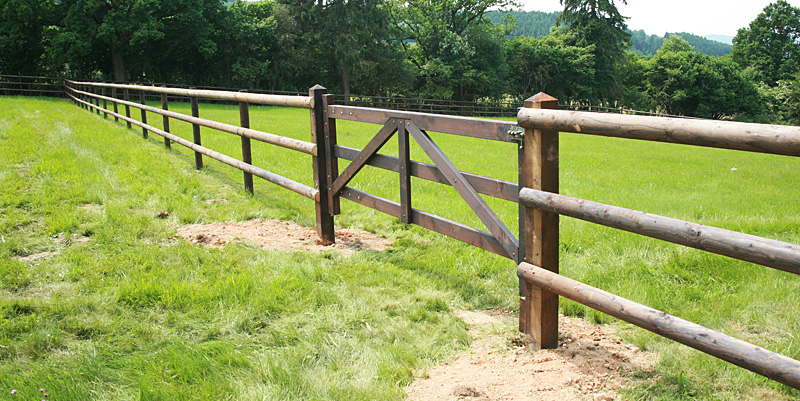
[2,0,800,124]
[486,11,733,58]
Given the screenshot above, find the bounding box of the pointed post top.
[309,84,326,93]
[524,92,558,109]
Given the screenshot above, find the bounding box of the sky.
[518,0,800,38]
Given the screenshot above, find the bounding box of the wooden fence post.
[322,93,341,215]
[190,94,203,169]
[112,88,119,122]
[310,85,336,245]
[519,92,560,350]
[161,91,171,149]
[239,90,253,194]
[101,87,108,119]
[139,91,148,138]
[124,89,132,129]
[94,87,100,115]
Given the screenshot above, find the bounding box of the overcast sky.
[518,0,800,38]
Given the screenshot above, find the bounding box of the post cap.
[524,92,558,109]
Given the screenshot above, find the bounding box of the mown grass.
[1,96,799,400]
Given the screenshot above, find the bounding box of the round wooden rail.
[66,79,313,109]
[518,188,800,275]
[517,108,800,156]
[67,86,317,156]
[67,92,319,201]
[517,262,800,390]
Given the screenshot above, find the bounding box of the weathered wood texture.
[67,91,318,200]
[161,93,171,149]
[333,145,518,202]
[340,187,508,256]
[517,262,800,390]
[310,85,335,245]
[67,79,312,108]
[406,122,518,260]
[519,93,559,350]
[328,105,518,142]
[398,122,412,223]
[322,94,341,215]
[190,96,202,169]
[239,98,254,194]
[519,188,800,275]
[518,108,800,156]
[68,86,317,155]
[331,120,398,196]
[123,89,132,129]
[140,91,148,138]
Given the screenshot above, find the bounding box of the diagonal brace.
[331,118,398,196]
[406,121,519,260]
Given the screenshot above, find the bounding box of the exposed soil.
[406,311,657,401]
[176,218,392,256]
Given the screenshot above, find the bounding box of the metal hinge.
[508,126,525,142]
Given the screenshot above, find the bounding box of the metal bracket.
[508,126,525,142]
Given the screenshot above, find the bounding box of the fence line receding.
[2,75,798,390]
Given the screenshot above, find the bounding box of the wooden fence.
[0,75,65,98]
[8,77,796,390]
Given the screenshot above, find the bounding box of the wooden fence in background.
[4,75,799,390]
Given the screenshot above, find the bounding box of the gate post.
[310,85,336,245]
[519,92,559,350]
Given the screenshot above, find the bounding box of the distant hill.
[630,30,732,57]
[705,35,734,45]
[486,10,559,38]
[487,10,732,57]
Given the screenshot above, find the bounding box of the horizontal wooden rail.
[519,188,800,275]
[518,108,800,156]
[334,145,518,202]
[517,262,800,390]
[67,79,312,109]
[67,92,318,200]
[340,187,508,257]
[328,105,518,142]
[67,86,317,156]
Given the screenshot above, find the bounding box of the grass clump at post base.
[0,96,798,400]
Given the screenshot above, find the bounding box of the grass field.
[1,96,799,400]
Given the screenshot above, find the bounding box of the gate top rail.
[518,108,800,156]
[66,80,312,109]
[329,104,519,142]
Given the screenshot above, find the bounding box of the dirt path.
[406,311,657,401]
[175,218,392,255]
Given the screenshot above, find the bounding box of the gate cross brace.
[405,121,519,260]
[330,118,399,196]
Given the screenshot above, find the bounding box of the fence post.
[112,88,119,122]
[139,91,148,138]
[322,93,341,215]
[310,85,336,245]
[101,87,108,119]
[518,92,560,350]
[190,94,203,169]
[124,89,132,129]
[239,90,253,194]
[93,87,100,115]
[161,91,171,149]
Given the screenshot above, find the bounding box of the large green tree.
[53,0,165,81]
[277,0,408,98]
[556,0,630,103]
[503,33,594,102]
[0,0,57,75]
[391,0,514,100]
[644,35,761,119]
[732,0,800,86]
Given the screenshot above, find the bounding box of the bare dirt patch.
[406,311,657,401]
[176,219,392,256]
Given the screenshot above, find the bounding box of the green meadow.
[1,96,799,400]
